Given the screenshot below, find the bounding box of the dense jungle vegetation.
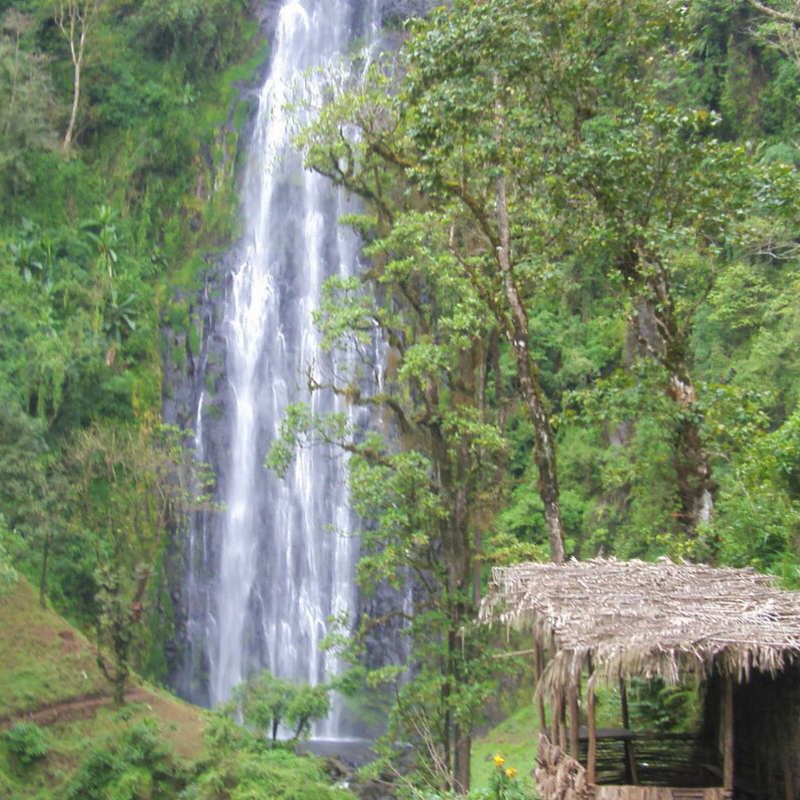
[2,0,800,797]
[0,0,258,652]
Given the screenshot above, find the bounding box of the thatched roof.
[479,558,800,693]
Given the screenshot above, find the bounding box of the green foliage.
[486,755,528,800]
[66,422,212,702]
[3,722,48,767]
[0,10,58,197]
[628,678,700,733]
[4,0,800,793]
[183,713,355,800]
[0,0,260,643]
[0,515,17,594]
[469,705,538,791]
[288,0,800,787]
[135,0,249,81]
[231,670,331,743]
[66,719,186,800]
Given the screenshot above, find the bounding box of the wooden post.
[535,642,547,733]
[587,678,597,785]
[568,680,580,759]
[552,688,560,745]
[559,691,567,751]
[723,675,734,795]
[619,677,639,785]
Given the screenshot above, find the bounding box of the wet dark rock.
[380,0,440,24]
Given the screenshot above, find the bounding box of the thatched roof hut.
[480,558,800,800]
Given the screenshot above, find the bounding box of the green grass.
[0,704,203,800]
[0,577,209,798]
[471,703,539,791]
[0,579,107,717]
[470,685,629,791]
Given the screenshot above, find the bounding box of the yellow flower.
[493,754,505,768]
[505,768,518,779]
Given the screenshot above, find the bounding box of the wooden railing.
[592,788,726,800]
[575,730,718,788]
[536,733,728,800]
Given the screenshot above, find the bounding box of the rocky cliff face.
[161,259,231,700]
[380,0,441,25]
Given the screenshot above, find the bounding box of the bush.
[232,670,331,743]
[0,529,18,596]
[183,744,355,800]
[4,722,47,766]
[66,719,185,800]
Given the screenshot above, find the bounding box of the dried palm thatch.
[479,558,800,694]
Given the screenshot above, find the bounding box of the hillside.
[0,579,107,717]
[0,576,357,800]
[0,576,207,797]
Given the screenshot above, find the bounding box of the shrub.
[4,722,47,766]
[66,719,185,800]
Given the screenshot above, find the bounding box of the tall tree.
[357,0,753,537]
[55,0,102,152]
[300,0,577,563]
[269,209,509,792]
[69,423,202,704]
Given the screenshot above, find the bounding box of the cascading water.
[179,0,382,738]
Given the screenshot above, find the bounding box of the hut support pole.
[550,691,561,747]
[619,678,639,785]
[568,681,580,759]
[723,675,734,795]
[558,691,567,751]
[535,642,546,733]
[587,679,597,785]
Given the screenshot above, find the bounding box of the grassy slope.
[1,575,545,796]
[471,703,538,791]
[0,578,107,716]
[470,684,630,791]
[0,577,207,798]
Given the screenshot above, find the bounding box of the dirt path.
[0,688,151,730]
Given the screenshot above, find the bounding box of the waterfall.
[180,0,382,737]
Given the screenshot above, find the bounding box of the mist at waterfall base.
[172,0,397,742]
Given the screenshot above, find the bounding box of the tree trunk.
[495,173,566,564]
[453,724,471,794]
[57,1,99,153]
[633,282,717,535]
[113,669,126,706]
[442,679,452,788]
[668,371,716,530]
[39,531,50,609]
[64,51,82,151]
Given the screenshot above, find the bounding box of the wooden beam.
[568,681,580,759]
[492,648,538,659]
[723,675,734,794]
[535,642,547,732]
[558,691,567,751]
[552,688,560,746]
[619,676,631,728]
[587,678,597,785]
[619,678,639,785]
